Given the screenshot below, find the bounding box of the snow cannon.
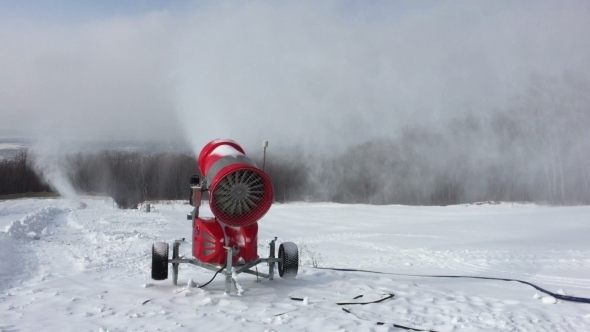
[198,139,274,227]
[150,139,298,294]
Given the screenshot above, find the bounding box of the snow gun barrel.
[198,139,274,227]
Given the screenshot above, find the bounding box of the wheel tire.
[278,242,298,279]
[152,242,169,280]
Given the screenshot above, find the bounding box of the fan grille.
[211,169,271,226]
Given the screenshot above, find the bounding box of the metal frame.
[168,237,282,294]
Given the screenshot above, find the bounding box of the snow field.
[0,198,589,331]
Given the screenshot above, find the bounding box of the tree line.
[1,127,588,207]
[1,73,589,206]
[0,149,305,207]
[0,152,52,195]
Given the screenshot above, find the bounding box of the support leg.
[269,237,277,281]
[224,247,233,294]
[172,241,180,285]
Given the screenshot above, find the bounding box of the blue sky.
[0,0,582,23]
[0,0,447,23]
[0,0,188,21]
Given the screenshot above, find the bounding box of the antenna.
[262,140,268,171]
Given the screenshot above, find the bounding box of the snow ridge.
[4,206,70,239]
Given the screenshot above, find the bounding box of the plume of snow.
[29,139,80,203]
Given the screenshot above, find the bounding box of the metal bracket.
[166,236,284,292]
[172,239,185,285]
[199,178,208,191]
[269,237,277,280]
[224,246,234,294]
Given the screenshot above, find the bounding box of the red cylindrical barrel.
[198,139,274,227]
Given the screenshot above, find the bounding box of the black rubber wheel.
[152,242,169,280]
[278,242,298,279]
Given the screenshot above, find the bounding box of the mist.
[1,1,589,205]
[0,11,179,143]
[28,140,80,202]
[173,1,590,151]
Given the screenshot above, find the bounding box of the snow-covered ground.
[1,198,589,331]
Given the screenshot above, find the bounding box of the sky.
[1,0,589,154]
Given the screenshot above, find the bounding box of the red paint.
[192,139,273,266]
[197,139,274,227]
[193,217,226,264]
[224,223,259,264]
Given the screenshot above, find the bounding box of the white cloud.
[0,1,589,153]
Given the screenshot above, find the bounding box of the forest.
[1,74,589,207]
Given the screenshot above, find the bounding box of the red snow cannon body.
[193,139,273,264]
[151,138,299,292]
[199,139,274,227]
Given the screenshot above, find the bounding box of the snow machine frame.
[152,207,298,295]
[151,196,298,294]
[151,139,299,294]
[166,236,284,294]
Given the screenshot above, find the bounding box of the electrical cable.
[314,267,590,304]
[341,307,438,332]
[197,264,227,289]
[289,293,437,331]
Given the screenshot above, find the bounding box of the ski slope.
[1,198,589,331]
